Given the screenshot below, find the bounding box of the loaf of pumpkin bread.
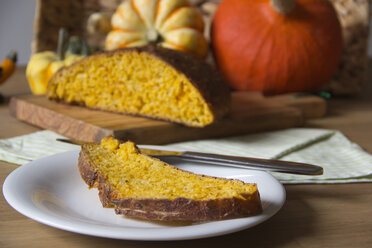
[47,46,230,127]
[78,137,262,221]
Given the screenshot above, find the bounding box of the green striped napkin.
[1,128,372,184]
[168,129,372,183]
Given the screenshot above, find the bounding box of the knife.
[57,138,323,175]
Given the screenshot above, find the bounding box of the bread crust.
[78,147,116,207]
[48,46,231,127]
[78,144,262,221]
[140,46,231,123]
[113,193,262,221]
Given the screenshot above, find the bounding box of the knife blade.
[139,147,323,175]
[57,138,323,175]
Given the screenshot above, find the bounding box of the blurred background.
[0,0,35,65]
[1,0,372,65]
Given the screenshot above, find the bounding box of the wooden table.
[1,66,372,248]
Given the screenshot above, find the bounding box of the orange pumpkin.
[211,0,343,94]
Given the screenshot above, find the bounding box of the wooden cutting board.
[9,92,326,144]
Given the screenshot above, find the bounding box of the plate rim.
[3,149,286,240]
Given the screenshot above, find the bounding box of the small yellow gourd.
[0,50,17,85]
[26,29,86,95]
[105,0,208,58]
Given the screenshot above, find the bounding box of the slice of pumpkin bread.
[78,137,263,222]
[47,46,230,127]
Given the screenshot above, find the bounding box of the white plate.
[3,148,285,241]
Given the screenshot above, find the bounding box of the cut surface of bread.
[47,46,230,127]
[78,137,263,221]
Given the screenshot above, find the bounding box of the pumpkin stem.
[6,50,17,63]
[270,0,295,15]
[57,28,68,61]
[80,40,90,56]
[146,29,163,44]
[66,36,82,55]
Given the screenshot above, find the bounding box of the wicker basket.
[32,0,370,96]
